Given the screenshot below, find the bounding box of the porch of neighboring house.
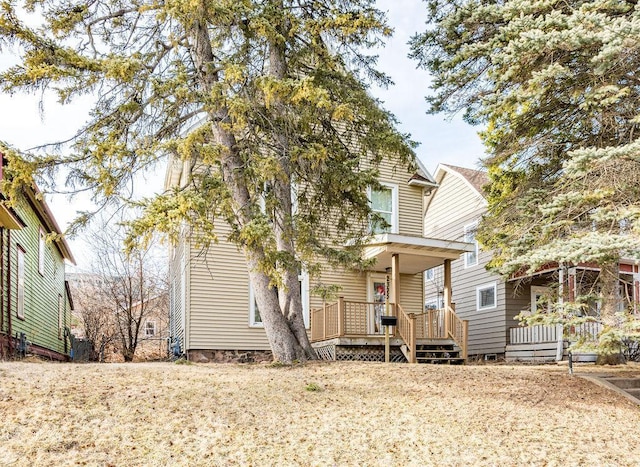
[506,263,639,362]
[310,233,474,364]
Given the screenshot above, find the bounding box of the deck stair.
[401,341,464,364]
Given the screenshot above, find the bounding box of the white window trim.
[369,182,399,234]
[58,294,64,339]
[300,270,310,329]
[249,272,310,328]
[145,320,157,337]
[249,283,264,328]
[38,228,45,276]
[477,282,497,311]
[464,222,479,268]
[531,286,551,314]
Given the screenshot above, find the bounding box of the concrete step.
[625,388,640,399]
[605,378,640,390]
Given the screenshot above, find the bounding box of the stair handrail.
[396,304,416,363]
[445,305,468,360]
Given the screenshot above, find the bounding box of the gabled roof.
[25,186,76,264]
[436,164,489,201]
[410,157,438,189]
[0,152,75,264]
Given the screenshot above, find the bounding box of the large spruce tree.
[411,0,640,357]
[0,0,416,363]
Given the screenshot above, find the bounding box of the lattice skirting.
[314,344,336,361]
[314,344,406,363]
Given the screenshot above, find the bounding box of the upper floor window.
[464,222,479,267]
[38,229,45,276]
[370,183,398,234]
[425,268,435,281]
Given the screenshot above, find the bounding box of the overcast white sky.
[0,0,485,265]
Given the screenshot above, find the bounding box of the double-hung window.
[17,246,25,319]
[145,321,157,337]
[58,294,64,339]
[250,271,309,328]
[370,183,398,234]
[38,229,45,276]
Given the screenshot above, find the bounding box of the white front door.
[368,273,391,334]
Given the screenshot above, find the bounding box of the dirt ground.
[0,360,638,466]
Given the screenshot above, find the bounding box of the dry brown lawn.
[0,360,639,466]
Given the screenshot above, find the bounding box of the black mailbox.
[380,316,397,327]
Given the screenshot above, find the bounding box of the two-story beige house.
[167,156,474,363]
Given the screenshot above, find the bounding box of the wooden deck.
[310,298,468,363]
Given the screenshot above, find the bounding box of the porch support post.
[634,271,640,315]
[462,320,469,361]
[568,267,577,302]
[556,266,565,362]
[443,259,452,310]
[337,296,344,337]
[323,302,327,340]
[391,253,400,308]
[409,312,417,363]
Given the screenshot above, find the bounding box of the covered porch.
[310,233,474,363]
[505,262,638,362]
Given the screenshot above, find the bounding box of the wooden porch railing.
[312,298,468,363]
[310,298,396,342]
[397,305,468,363]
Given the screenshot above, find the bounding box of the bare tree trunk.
[190,9,309,363]
[268,12,316,359]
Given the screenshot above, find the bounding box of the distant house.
[424,164,640,361]
[134,293,169,361]
[167,155,475,363]
[0,154,75,360]
[67,273,169,361]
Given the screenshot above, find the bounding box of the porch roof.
[362,233,475,274]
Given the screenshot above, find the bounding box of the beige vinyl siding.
[187,222,270,351]
[172,154,428,351]
[308,269,423,326]
[376,162,424,237]
[398,273,424,314]
[425,172,485,240]
[307,159,426,315]
[309,267,368,310]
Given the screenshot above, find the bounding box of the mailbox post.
[381,315,397,362]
